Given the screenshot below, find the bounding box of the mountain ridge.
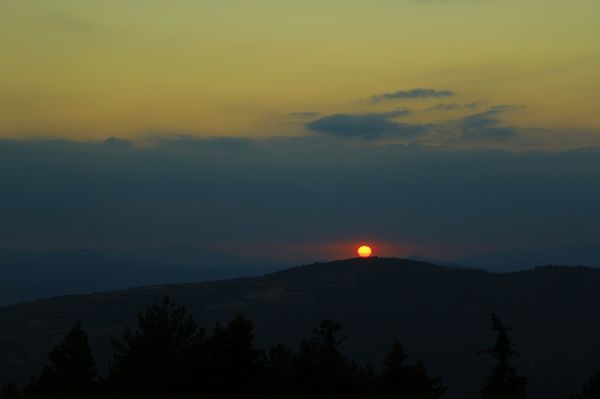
[0,246,284,305]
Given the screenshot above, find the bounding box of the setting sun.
[357,245,372,258]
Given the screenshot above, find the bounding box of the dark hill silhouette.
[0,257,599,399]
[0,246,283,305]
[456,245,600,272]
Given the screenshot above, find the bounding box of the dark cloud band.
[1,138,599,256]
[371,88,454,103]
[306,110,424,140]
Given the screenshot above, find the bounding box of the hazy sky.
[1,0,599,145]
[2,138,599,260]
[1,1,599,260]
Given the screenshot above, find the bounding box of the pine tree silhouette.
[265,344,299,398]
[107,297,200,398]
[379,342,446,399]
[3,301,532,399]
[25,322,97,399]
[568,371,600,399]
[296,320,345,396]
[294,320,375,399]
[379,341,410,398]
[199,315,265,398]
[480,313,527,399]
[0,382,23,399]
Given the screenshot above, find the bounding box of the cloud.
[103,137,134,149]
[152,135,253,150]
[45,10,104,38]
[305,105,519,143]
[371,88,454,103]
[426,102,485,112]
[458,105,520,141]
[289,112,321,119]
[1,138,600,259]
[379,108,412,117]
[306,110,424,140]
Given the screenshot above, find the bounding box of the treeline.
[0,298,598,399]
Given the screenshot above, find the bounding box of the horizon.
[1,3,600,397]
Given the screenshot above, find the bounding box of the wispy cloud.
[289,112,321,119]
[45,10,104,38]
[371,88,454,103]
[306,110,424,140]
[426,102,485,112]
[304,105,521,143]
[150,135,253,150]
[458,105,521,141]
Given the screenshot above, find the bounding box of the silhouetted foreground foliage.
[480,314,527,399]
[25,321,97,399]
[569,371,600,399]
[0,298,596,399]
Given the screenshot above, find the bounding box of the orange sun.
[357,245,372,258]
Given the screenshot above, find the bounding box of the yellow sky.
[1,0,599,144]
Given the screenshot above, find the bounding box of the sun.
[357,245,372,258]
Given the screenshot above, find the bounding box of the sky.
[1,1,599,261]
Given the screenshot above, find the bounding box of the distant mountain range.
[454,245,600,272]
[0,246,284,305]
[1,244,599,306]
[0,257,599,399]
[407,245,600,272]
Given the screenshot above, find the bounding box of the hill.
[455,245,600,272]
[0,246,283,305]
[0,257,599,399]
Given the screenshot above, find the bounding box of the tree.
[379,341,409,398]
[480,314,527,399]
[25,322,97,399]
[265,344,298,398]
[295,320,374,399]
[106,297,200,398]
[379,342,446,399]
[296,319,345,396]
[569,371,600,399]
[0,382,23,399]
[199,315,265,398]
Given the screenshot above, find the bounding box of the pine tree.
[379,342,410,398]
[294,320,340,397]
[299,320,346,370]
[265,344,299,398]
[379,342,446,399]
[25,322,97,399]
[0,382,23,399]
[569,371,600,399]
[480,314,527,399]
[295,320,374,399]
[200,315,265,398]
[107,297,200,398]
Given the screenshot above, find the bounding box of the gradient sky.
[1,1,600,261]
[1,0,599,144]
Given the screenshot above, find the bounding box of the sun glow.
[357,245,372,258]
